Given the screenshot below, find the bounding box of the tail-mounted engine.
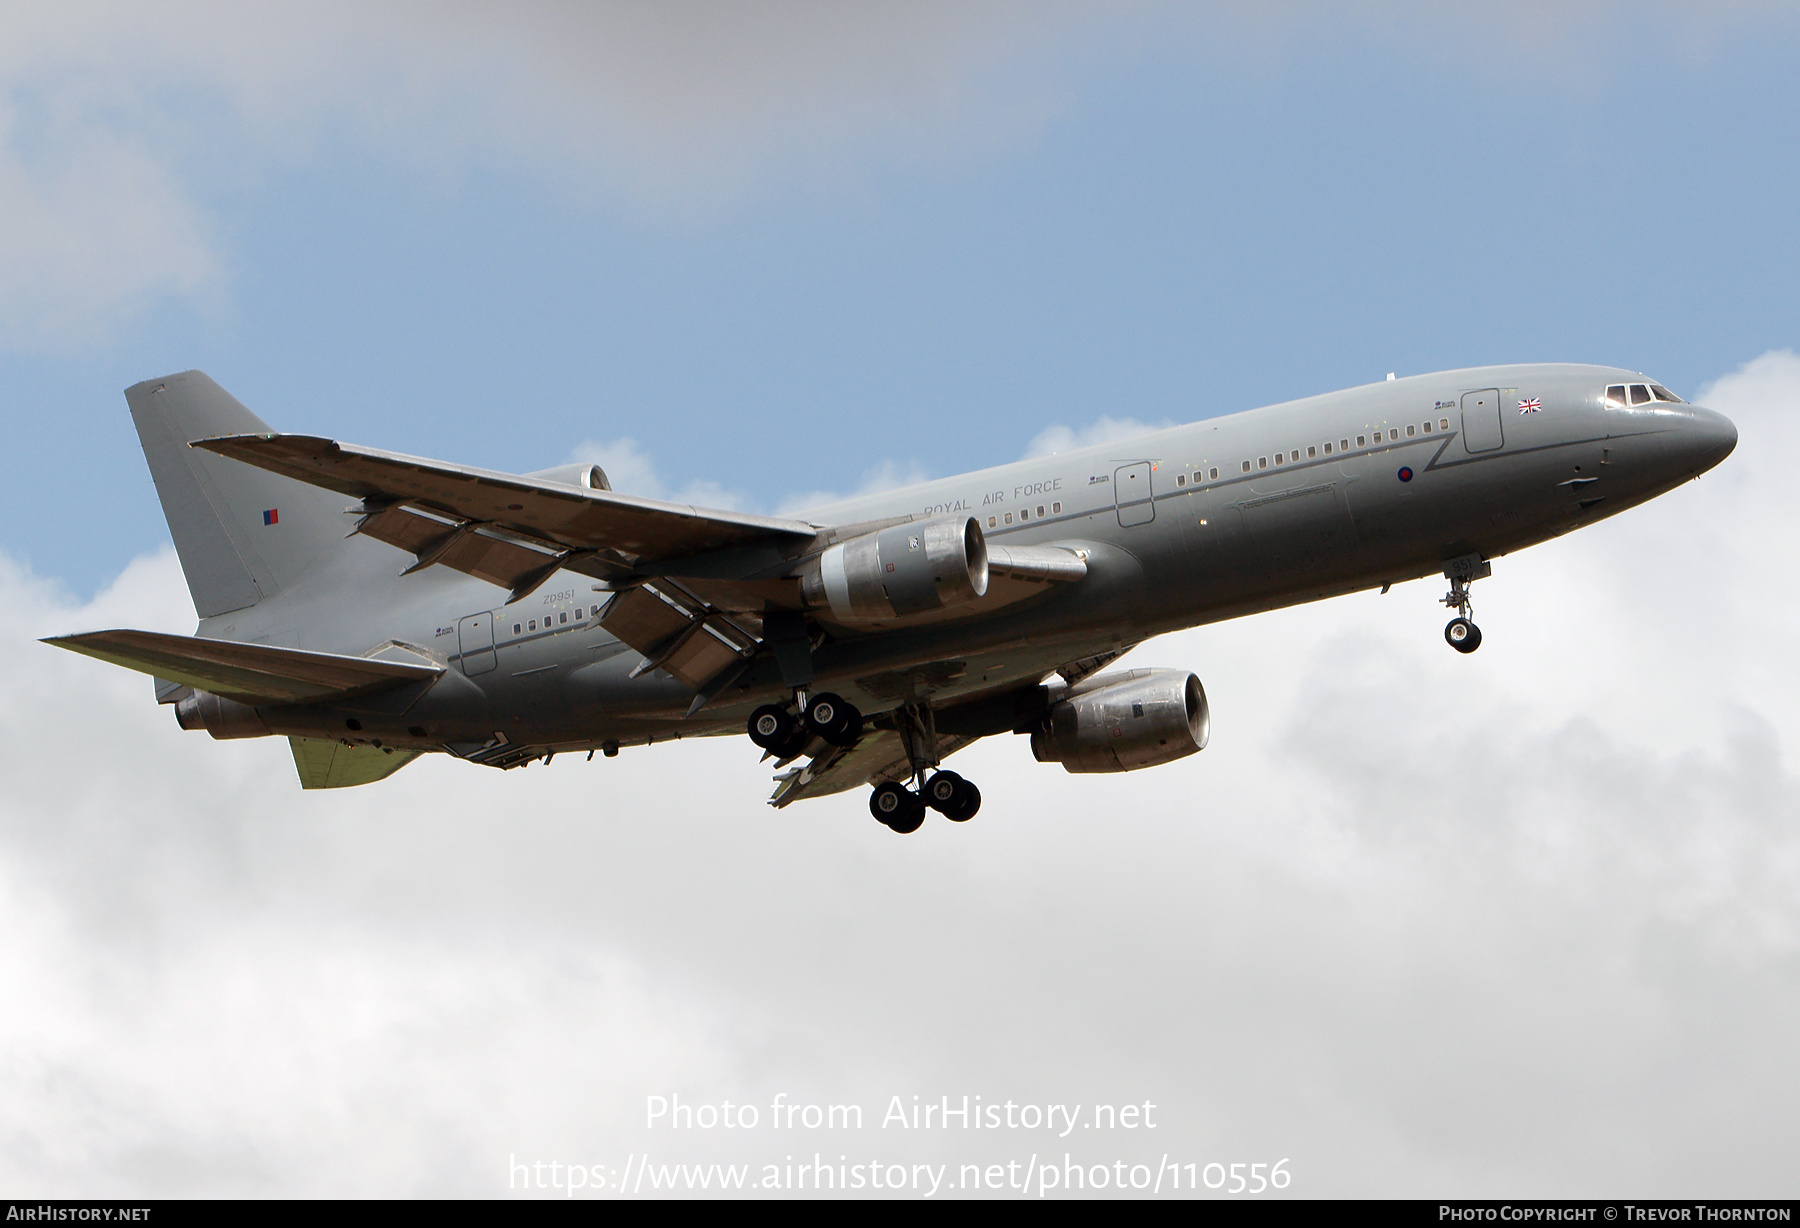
[799,516,989,624]
[1030,668,1210,773]
[175,691,271,740]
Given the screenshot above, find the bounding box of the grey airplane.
[48,364,1736,832]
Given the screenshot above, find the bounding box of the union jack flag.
[1517,398,1541,414]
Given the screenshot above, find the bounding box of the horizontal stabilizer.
[45,629,442,705]
[289,737,420,789]
[192,434,819,594]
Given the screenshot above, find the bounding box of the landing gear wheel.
[1445,617,1482,653]
[805,692,863,747]
[870,781,925,833]
[772,726,813,760]
[747,703,797,751]
[944,781,980,823]
[922,770,965,812]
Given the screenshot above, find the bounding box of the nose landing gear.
[1440,553,1491,654]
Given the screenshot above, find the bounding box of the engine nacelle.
[1030,668,1210,773]
[800,516,989,623]
[523,462,611,490]
[175,690,271,740]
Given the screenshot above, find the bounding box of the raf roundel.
[1397,466,1414,483]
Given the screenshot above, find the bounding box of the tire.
[944,781,981,823]
[773,726,813,760]
[1445,617,1482,654]
[922,771,964,813]
[887,800,926,834]
[747,703,795,751]
[806,692,862,747]
[870,781,923,832]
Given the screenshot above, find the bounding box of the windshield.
[1605,381,1685,408]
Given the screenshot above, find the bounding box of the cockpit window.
[1606,381,1685,408]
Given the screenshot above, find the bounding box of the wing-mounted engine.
[1030,668,1210,773]
[797,515,989,623]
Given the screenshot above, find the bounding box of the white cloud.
[1022,415,1171,458]
[774,458,933,519]
[4,351,1796,1194]
[565,436,744,510]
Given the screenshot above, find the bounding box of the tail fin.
[127,371,349,618]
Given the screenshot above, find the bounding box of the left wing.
[45,628,442,705]
[192,434,820,599]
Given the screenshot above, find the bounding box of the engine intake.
[801,516,989,623]
[1030,668,1209,773]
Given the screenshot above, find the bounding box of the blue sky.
[4,3,1796,594]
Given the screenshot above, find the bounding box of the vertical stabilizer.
[127,371,347,618]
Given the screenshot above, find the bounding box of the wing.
[192,434,820,599]
[769,729,980,808]
[45,628,442,705]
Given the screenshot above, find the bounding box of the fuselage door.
[1461,389,1504,454]
[457,611,497,675]
[1115,462,1155,527]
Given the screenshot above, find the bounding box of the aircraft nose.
[1680,404,1738,474]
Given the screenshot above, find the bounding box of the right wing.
[769,730,979,808]
[45,629,442,705]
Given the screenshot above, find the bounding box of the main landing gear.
[1440,553,1492,654]
[747,691,863,758]
[867,704,982,834]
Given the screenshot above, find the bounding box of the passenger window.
[1340,438,1350,450]
[529,619,537,631]
[560,612,568,624]
[1004,513,1013,524]
[1439,418,1449,430]
[1421,421,1432,433]
[1242,460,1252,473]
[1307,446,1317,458]
[591,605,601,617]
[513,623,522,635]
[1053,501,1062,513]
[1630,384,1651,405]
[987,516,997,528]
[1037,505,1046,517]
[1208,469,1218,480]
[1258,457,1268,469]
[1389,428,1399,441]
[1176,474,1186,486]
[1356,435,1366,447]
[575,608,584,620]
[1651,385,1683,403]
[1323,442,1333,454]
[1019,509,1029,521]
[1406,425,1416,437]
